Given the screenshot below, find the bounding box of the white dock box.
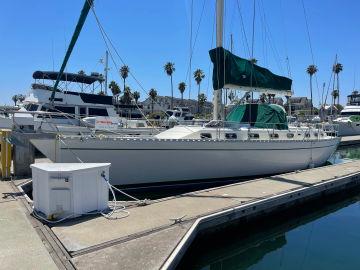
[31,163,111,219]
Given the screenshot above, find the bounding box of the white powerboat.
[334,91,360,136]
[1,71,159,135]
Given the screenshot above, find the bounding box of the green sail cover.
[209,47,292,95]
[226,104,288,130]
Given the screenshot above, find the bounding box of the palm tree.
[178,82,186,105]
[164,62,175,109]
[149,88,157,113]
[133,91,140,104]
[306,64,318,116]
[109,81,120,103]
[109,81,120,96]
[193,69,205,113]
[12,95,18,106]
[332,89,339,108]
[332,62,343,106]
[198,93,207,115]
[120,65,130,92]
[121,86,132,105]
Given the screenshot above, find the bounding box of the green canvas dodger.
[226,104,288,130]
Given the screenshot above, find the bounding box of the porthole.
[225,133,237,139]
[200,133,212,139]
[248,133,260,139]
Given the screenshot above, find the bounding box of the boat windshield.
[205,120,242,129]
[25,104,39,111]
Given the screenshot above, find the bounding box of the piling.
[10,131,55,178]
[0,129,12,180]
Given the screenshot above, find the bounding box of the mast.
[50,0,93,104]
[213,0,224,120]
[104,50,109,95]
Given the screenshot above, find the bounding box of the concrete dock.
[0,180,58,269]
[2,160,360,269]
[340,135,360,146]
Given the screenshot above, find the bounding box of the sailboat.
[31,0,339,186]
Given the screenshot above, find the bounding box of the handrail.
[202,120,339,139]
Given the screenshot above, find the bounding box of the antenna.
[189,0,194,100]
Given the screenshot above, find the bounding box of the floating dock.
[340,135,360,146]
[2,160,360,269]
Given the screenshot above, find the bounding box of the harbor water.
[177,145,360,270]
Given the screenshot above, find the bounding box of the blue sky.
[0,0,359,106]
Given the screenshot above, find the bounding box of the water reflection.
[328,145,360,164]
[178,194,360,270]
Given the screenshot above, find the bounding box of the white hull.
[31,137,339,186]
[336,121,360,136]
[0,116,12,129]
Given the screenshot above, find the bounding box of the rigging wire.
[258,0,284,74]
[301,0,321,105]
[260,10,268,67]
[235,0,251,58]
[87,1,203,134]
[279,0,292,78]
[324,55,338,105]
[184,0,206,100]
[87,1,171,126]
[226,1,237,51]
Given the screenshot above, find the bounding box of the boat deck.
[2,160,360,269]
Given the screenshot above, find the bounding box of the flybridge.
[32,70,106,95]
[33,71,104,85]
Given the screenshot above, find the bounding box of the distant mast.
[104,50,109,95]
[213,0,224,120]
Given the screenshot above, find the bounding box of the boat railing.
[8,110,91,133]
[7,110,162,136]
[203,120,339,140]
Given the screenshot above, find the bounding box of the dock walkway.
[340,135,360,146]
[0,180,58,270]
[52,161,360,269]
[2,161,360,270]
